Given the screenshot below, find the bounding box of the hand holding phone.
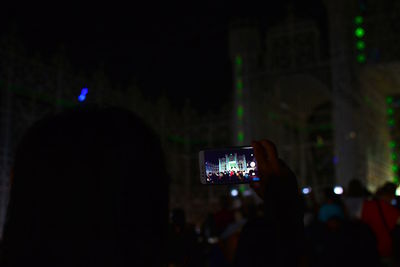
[250,140,298,201]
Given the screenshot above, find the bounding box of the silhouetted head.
[1,107,169,266]
[347,178,370,197]
[376,182,397,202]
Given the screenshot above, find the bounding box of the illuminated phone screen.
[202,146,259,184]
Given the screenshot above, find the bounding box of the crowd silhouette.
[0,107,399,267]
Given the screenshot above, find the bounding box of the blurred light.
[237,105,244,118]
[392,199,397,206]
[357,54,366,63]
[78,95,86,102]
[252,177,260,181]
[81,88,88,95]
[355,16,363,25]
[237,131,244,143]
[302,187,312,195]
[356,40,366,50]
[333,156,339,165]
[387,96,393,104]
[388,119,395,126]
[334,186,344,195]
[388,108,394,115]
[78,87,89,102]
[239,185,246,193]
[250,162,256,168]
[243,190,252,196]
[392,165,399,172]
[390,141,396,148]
[392,153,397,160]
[355,27,365,38]
[207,237,219,244]
[396,186,400,196]
[236,79,243,90]
[316,136,324,148]
[236,55,242,66]
[231,189,239,197]
[252,172,255,176]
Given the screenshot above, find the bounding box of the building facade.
[229,0,400,195]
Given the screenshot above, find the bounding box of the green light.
[239,184,246,193]
[392,153,397,160]
[355,16,364,25]
[356,40,365,50]
[392,165,399,172]
[388,108,394,115]
[387,96,393,104]
[237,131,244,142]
[236,79,243,90]
[394,177,399,183]
[388,119,395,126]
[355,27,365,38]
[357,54,366,63]
[390,141,396,148]
[236,56,242,66]
[237,105,244,118]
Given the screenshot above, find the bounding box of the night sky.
[1,1,326,111]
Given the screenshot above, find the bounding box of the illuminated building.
[229,1,400,194]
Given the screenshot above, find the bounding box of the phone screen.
[199,146,259,185]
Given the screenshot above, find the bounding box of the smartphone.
[199,146,259,185]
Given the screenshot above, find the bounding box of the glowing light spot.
[387,96,393,104]
[238,131,244,143]
[302,187,312,195]
[78,87,89,102]
[78,95,86,102]
[356,40,365,50]
[81,88,88,95]
[334,186,344,195]
[388,119,395,126]
[250,162,256,168]
[355,27,365,38]
[236,56,242,66]
[237,105,244,118]
[236,79,243,90]
[231,189,239,197]
[392,153,397,160]
[392,165,399,172]
[252,177,260,181]
[357,54,366,63]
[396,186,400,196]
[388,108,394,115]
[355,16,363,25]
[390,141,396,148]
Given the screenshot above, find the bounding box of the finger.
[260,139,280,172]
[252,141,268,174]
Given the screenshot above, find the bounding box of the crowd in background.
[168,180,400,267]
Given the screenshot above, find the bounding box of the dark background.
[0,1,326,111]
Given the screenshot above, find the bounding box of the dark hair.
[1,107,169,266]
[378,182,397,197]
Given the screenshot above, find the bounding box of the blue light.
[252,177,260,181]
[81,88,88,95]
[78,87,88,102]
[78,95,86,102]
[302,187,312,195]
